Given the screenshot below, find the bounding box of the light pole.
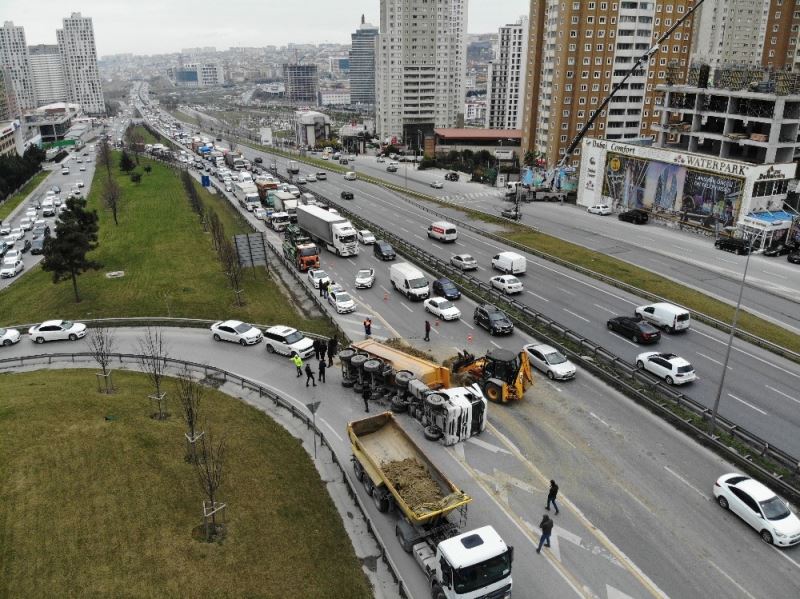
[708,232,754,437]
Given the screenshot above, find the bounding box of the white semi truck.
[296,205,359,257]
[233,181,261,211]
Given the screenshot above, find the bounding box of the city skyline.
[2,0,529,56]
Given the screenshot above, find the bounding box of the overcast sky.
[4,0,529,56]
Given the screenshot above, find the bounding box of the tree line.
[0,145,45,202]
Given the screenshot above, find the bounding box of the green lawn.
[0,370,371,599]
[0,154,333,336]
[0,170,48,220]
[128,124,160,145]
[167,109,201,126]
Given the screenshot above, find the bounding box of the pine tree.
[119,150,135,172]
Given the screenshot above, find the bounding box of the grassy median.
[0,170,49,221]
[0,154,333,336]
[0,369,371,599]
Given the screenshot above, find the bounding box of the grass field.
[128,124,160,145]
[0,170,49,221]
[0,154,334,336]
[0,369,372,599]
[167,109,201,126]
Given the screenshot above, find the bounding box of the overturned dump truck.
[348,411,513,598]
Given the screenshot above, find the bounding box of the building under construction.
[283,63,319,105]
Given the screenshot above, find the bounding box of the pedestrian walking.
[322,282,329,299]
[363,318,372,337]
[304,363,317,387]
[362,387,371,412]
[545,480,560,515]
[536,514,553,554]
[327,337,338,367]
[313,338,321,361]
[319,343,327,364]
[424,320,431,342]
[292,353,303,377]
[319,282,325,297]
[318,359,327,383]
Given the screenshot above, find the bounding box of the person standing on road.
[545,480,560,515]
[424,320,431,342]
[536,514,553,554]
[319,343,327,364]
[305,363,316,387]
[319,282,325,298]
[292,353,303,378]
[363,318,372,337]
[327,337,338,367]
[318,359,327,383]
[362,387,370,412]
[313,338,321,361]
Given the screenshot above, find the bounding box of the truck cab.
[270,212,291,232]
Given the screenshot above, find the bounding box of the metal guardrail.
[0,351,408,597]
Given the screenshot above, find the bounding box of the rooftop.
[434,128,522,141]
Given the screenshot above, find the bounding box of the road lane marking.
[691,329,800,381]
[459,319,474,330]
[319,418,343,442]
[765,384,800,406]
[715,256,736,264]
[465,437,512,454]
[673,245,688,251]
[399,227,410,233]
[346,258,356,266]
[663,466,711,501]
[728,393,768,415]
[593,303,617,315]
[708,560,758,599]
[400,302,413,313]
[490,340,501,348]
[534,260,637,304]
[556,286,575,296]
[695,352,732,370]
[762,270,787,280]
[589,412,610,427]
[413,234,425,240]
[526,290,550,302]
[773,545,800,570]
[562,309,590,323]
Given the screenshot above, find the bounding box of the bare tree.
[87,326,117,393]
[102,176,122,225]
[219,238,244,306]
[175,368,204,463]
[208,210,224,252]
[97,140,112,177]
[137,327,170,420]
[196,428,226,541]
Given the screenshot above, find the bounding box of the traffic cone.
[467,334,473,344]
[435,319,440,327]
[383,291,389,302]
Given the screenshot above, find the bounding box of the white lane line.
[762,270,787,280]
[320,418,343,442]
[490,340,501,348]
[765,385,800,406]
[346,258,356,266]
[541,421,577,449]
[708,561,759,599]
[673,245,688,251]
[413,234,425,240]
[593,303,617,315]
[692,328,800,381]
[727,393,768,415]
[562,309,590,323]
[526,290,550,302]
[663,466,711,501]
[589,412,610,427]
[773,545,800,570]
[555,286,575,296]
[715,256,737,264]
[545,381,562,393]
[400,302,414,313]
[534,260,638,305]
[696,352,732,370]
[379,285,391,294]
[621,486,655,516]
[400,227,410,233]
[460,319,474,330]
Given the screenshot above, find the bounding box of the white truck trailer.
[296,204,359,257]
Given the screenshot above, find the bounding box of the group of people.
[291,336,339,388]
[319,280,335,299]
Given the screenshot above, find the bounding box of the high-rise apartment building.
[486,17,529,129]
[57,13,105,115]
[0,21,35,111]
[0,68,19,120]
[521,0,695,169]
[29,44,66,105]
[283,64,319,104]
[349,15,379,105]
[376,0,467,145]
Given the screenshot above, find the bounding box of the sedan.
[0,259,23,278]
[307,268,330,289]
[490,274,523,294]
[432,277,461,300]
[210,320,263,345]
[25,208,38,219]
[328,289,356,314]
[587,204,612,215]
[606,316,661,344]
[423,297,461,321]
[340,191,354,200]
[30,237,45,254]
[28,320,87,343]
[76,180,85,188]
[306,173,317,182]
[0,327,21,346]
[355,268,375,289]
[713,473,800,547]
[524,343,576,380]
[79,165,86,171]
[297,175,307,184]
[788,250,800,265]
[430,181,444,189]
[636,352,696,385]
[3,249,21,265]
[618,208,649,224]
[358,230,376,245]
[450,253,478,271]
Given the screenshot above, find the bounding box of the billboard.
[601,151,744,228]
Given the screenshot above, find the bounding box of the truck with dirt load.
[348,412,513,599]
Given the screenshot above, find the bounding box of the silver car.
[355,268,375,289]
[523,344,576,380]
[450,254,478,271]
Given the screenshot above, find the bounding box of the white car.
[713,473,800,547]
[0,224,11,236]
[224,183,232,192]
[524,343,576,380]
[450,254,478,271]
[307,268,330,289]
[25,209,38,219]
[263,325,315,358]
[490,274,524,294]
[423,297,462,321]
[306,173,317,182]
[357,230,376,245]
[297,175,307,184]
[7,228,24,242]
[210,320,263,345]
[587,204,612,215]
[79,165,86,171]
[77,180,85,188]
[0,327,21,346]
[28,319,87,343]
[635,352,697,385]
[328,289,356,313]
[0,259,23,278]
[355,268,375,289]
[3,249,21,265]
[430,181,444,189]
[61,168,69,175]
[253,207,267,220]
[287,185,300,197]
[19,218,32,231]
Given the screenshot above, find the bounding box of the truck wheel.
[426,394,445,408]
[353,459,364,482]
[484,381,503,403]
[391,397,408,413]
[432,585,447,599]
[424,425,442,442]
[396,525,413,553]
[372,489,390,513]
[363,474,375,495]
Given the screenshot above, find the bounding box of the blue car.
[433,277,461,300]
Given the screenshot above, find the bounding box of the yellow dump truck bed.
[348,412,470,526]
[351,339,451,388]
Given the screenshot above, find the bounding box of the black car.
[386,165,398,172]
[444,172,459,181]
[32,224,50,239]
[0,241,8,258]
[763,242,793,257]
[432,277,461,300]
[216,137,222,142]
[473,304,514,336]
[618,208,649,224]
[607,316,661,344]
[30,237,45,255]
[374,240,396,260]
[341,191,354,200]
[788,250,800,264]
[714,236,751,255]
[254,157,263,163]
[18,239,32,254]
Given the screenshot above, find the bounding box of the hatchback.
[636,352,696,385]
[264,325,314,358]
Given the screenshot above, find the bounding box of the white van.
[635,302,691,333]
[492,251,526,274]
[344,171,357,181]
[390,262,430,301]
[41,199,55,217]
[427,221,458,243]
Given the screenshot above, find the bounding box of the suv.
[618,208,649,224]
[635,352,696,385]
[341,190,354,200]
[444,172,459,182]
[374,240,396,260]
[473,304,514,336]
[263,325,315,358]
[501,207,521,220]
[714,236,751,255]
